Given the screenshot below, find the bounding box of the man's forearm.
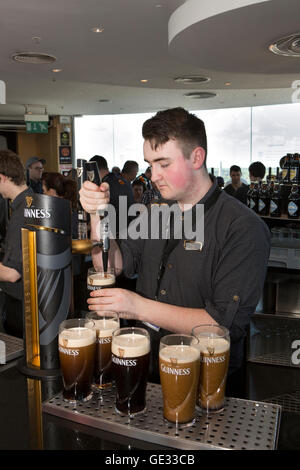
[137,296,218,334]
[0,263,21,283]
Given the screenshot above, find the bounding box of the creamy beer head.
[92,318,119,338]
[112,333,150,358]
[59,327,96,348]
[87,272,116,288]
[159,344,199,364]
[197,336,230,355]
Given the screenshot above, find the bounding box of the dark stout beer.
[59,321,96,402]
[159,344,200,424]
[89,316,120,388]
[87,270,116,292]
[112,329,150,416]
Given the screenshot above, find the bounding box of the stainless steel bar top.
[42,382,281,450]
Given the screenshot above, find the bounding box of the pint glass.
[192,324,230,413]
[159,334,200,426]
[111,327,150,416]
[58,318,96,403]
[86,311,120,389]
[87,267,116,293]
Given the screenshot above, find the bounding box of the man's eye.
[160,163,169,168]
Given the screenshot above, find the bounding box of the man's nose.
[151,166,161,183]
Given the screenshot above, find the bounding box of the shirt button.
[233,295,239,302]
[167,263,173,269]
[160,289,167,296]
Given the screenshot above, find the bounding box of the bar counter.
[1,358,299,451]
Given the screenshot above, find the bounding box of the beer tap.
[84,161,110,272]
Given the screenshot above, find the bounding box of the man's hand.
[79,180,110,214]
[87,288,143,321]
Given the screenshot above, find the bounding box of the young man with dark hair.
[0,150,34,337]
[121,160,139,183]
[79,107,270,389]
[224,165,249,204]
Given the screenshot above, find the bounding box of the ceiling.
[0,0,300,118]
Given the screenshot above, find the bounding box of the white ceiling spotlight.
[269,33,300,57]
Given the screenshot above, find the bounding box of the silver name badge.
[184,240,203,251]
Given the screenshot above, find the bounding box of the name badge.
[184,240,203,251]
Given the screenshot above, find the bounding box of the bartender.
[79,107,270,385]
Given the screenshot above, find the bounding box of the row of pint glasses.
[59,315,230,423]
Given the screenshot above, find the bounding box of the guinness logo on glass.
[86,170,95,182]
[26,196,33,208]
[77,167,84,178]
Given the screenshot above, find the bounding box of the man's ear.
[191,147,206,170]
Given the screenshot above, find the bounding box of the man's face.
[230,171,241,185]
[0,173,9,198]
[29,162,43,181]
[129,168,138,182]
[133,184,143,202]
[143,139,195,202]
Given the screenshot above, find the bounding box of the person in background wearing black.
[25,156,45,194]
[121,160,139,184]
[80,107,271,396]
[0,150,34,337]
[224,165,249,205]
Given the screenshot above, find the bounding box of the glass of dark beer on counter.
[159,334,200,427]
[192,324,230,414]
[87,267,116,293]
[111,327,150,417]
[58,318,96,403]
[86,311,120,389]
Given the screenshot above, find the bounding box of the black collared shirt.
[0,187,34,300]
[119,180,271,379]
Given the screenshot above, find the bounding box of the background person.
[121,160,139,183]
[224,165,249,205]
[0,150,34,337]
[25,156,45,194]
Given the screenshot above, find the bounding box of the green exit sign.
[26,121,48,134]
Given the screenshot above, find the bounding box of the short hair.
[90,155,108,171]
[230,165,241,173]
[249,161,266,179]
[0,150,25,185]
[142,107,207,163]
[122,160,139,174]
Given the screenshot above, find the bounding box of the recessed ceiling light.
[91,27,104,33]
[52,68,62,73]
[12,52,56,64]
[98,99,111,103]
[269,33,300,57]
[174,76,210,84]
[140,79,148,83]
[224,82,231,86]
[184,92,217,99]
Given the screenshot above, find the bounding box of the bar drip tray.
[42,383,281,450]
[264,390,300,415]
